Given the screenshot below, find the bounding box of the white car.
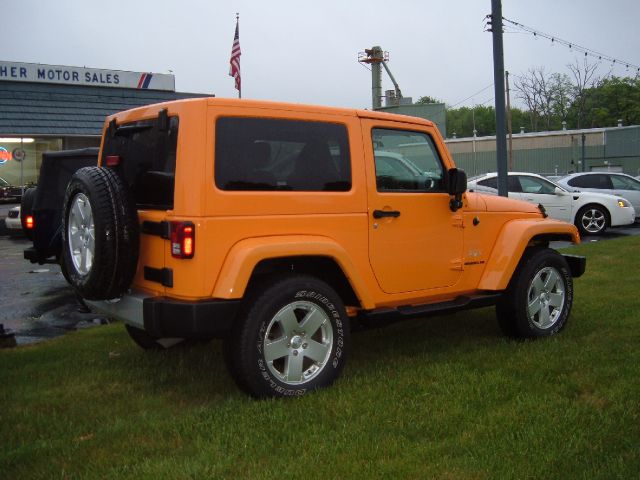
[557,172,640,221]
[4,205,22,235]
[468,172,636,236]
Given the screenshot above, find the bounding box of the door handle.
[373,209,401,219]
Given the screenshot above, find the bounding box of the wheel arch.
[477,219,579,291]
[573,202,611,225]
[211,235,373,308]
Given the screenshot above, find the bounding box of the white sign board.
[0,61,175,91]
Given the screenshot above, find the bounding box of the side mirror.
[447,168,467,196]
[554,187,566,196]
[447,168,467,212]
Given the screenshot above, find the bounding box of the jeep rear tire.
[225,275,350,398]
[496,248,573,339]
[62,166,139,300]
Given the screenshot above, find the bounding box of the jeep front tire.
[496,247,573,338]
[225,275,350,398]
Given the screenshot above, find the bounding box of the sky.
[3,0,640,110]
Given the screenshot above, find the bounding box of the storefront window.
[0,137,62,186]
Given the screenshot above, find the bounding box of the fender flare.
[211,235,375,308]
[477,219,580,291]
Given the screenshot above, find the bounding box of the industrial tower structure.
[358,46,405,110]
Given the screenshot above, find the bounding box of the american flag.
[229,16,241,97]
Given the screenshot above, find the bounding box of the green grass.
[1,237,639,479]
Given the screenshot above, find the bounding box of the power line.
[500,17,640,74]
[449,82,495,108]
[479,96,495,106]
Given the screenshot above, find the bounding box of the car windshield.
[0,177,9,187]
[545,177,569,192]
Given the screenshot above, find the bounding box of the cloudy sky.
[3,0,639,109]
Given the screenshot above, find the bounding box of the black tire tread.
[61,166,139,300]
[226,274,350,398]
[496,247,573,339]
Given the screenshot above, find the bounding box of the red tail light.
[105,155,121,167]
[170,221,195,259]
[25,215,34,229]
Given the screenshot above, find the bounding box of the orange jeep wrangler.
[61,98,586,398]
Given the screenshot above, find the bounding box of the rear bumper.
[5,217,22,232]
[86,292,240,339]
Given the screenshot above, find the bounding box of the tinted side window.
[215,118,351,191]
[568,174,611,189]
[478,177,497,189]
[508,176,522,192]
[372,128,445,192]
[102,113,178,210]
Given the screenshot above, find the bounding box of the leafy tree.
[422,65,640,138]
[415,95,443,105]
[443,105,528,138]
[549,73,573,128]
[513,68,575,131]
[574,76,640,128]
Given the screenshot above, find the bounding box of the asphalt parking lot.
[1,202,639,347]
[0,202,108,346]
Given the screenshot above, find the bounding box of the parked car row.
[557,172,640,218]
[468,172,636,236]
[0,176,24,202]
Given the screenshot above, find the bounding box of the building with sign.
[0,61,209,186]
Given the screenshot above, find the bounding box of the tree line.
[417,60,640,138]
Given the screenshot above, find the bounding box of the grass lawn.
[1,237,639,479]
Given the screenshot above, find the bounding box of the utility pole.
[490,0,508,197]
[505,70,513,171]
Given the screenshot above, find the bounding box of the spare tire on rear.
[61,166,139,300]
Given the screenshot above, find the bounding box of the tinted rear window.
[215,117,351,191]
[102,111,178,210]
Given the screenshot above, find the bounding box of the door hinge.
[144,266,173,287]
[141,221,170,239]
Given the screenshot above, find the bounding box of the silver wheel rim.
[68,193,95,275]
[527,266,565,329]
[581,208,605,233]
[263,300,333,385]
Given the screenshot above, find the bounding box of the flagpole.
[236,13,241,99]
[229,12,242,99]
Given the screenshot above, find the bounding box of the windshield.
[544,177,568,192]
[0,177,9,187]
